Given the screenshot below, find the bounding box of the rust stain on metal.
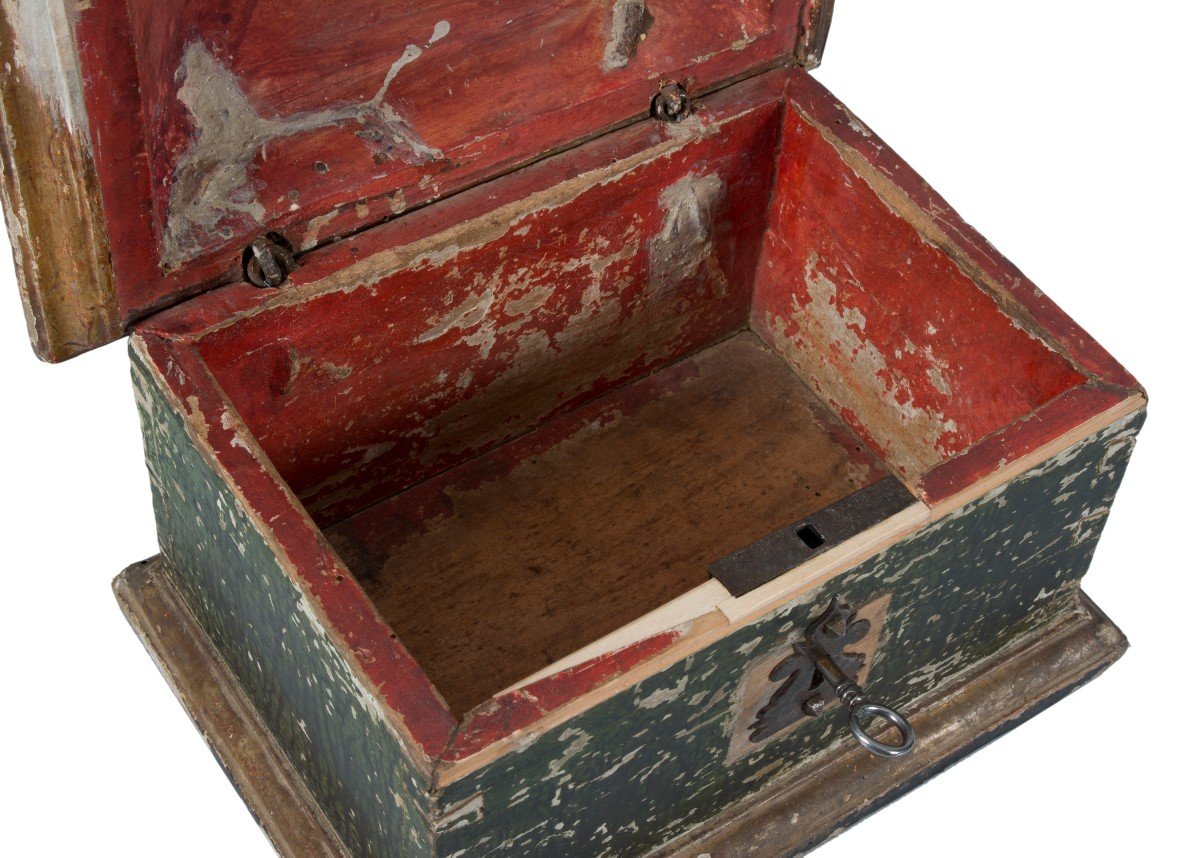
[165,23,451,266]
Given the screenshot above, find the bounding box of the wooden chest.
[1,2,1145,854]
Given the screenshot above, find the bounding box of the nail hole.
[314,160,329,173]
[796,524,825,550]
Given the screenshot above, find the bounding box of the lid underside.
[0,0,835,361]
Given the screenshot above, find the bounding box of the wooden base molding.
[115,557,1126,857]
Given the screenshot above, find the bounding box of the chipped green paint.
[130,345,433,856]
[434,410,1143,857]
[131,323,1142,857]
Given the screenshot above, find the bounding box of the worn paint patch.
[0,1,120,361]
[919,384,1134,503]
[433,411,1142,856]
[436,792,484,834]
[783,71,1138,391]
[751,105,1087,479]
[446,632,683,761]
[602,0,654,70]
[191,101,782,522]
[763,251,957,475]
[164,24,450,265]
[649,173,726,292]
[0,0,89,134]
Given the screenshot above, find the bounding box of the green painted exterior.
[131,346,434,856]
[433,409,1143,857]
[132,335,1142,857]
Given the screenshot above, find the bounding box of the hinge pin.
[244,235,296,288]
[651,83,692,122]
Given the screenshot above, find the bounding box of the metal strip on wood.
[709,476,917,597]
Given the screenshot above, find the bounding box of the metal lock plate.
[709,476,917,597]
[726,593,893,764]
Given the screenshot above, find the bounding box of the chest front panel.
[432,412,1141,856]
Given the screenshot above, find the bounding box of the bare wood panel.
[325,333,886,716]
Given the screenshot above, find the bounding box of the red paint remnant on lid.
[63,0,807,356]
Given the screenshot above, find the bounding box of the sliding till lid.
[0,0,835,362]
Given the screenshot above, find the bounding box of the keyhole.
[796,524,825,550]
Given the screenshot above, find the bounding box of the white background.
[1,2,1196,855]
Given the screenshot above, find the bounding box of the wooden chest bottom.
[115,558,1125,857]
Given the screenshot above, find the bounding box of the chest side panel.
[434,410,1143,857]
[130,345,436,857]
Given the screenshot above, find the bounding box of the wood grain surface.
[1,0,811,358]
[326,333,886,715]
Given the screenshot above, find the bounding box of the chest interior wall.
[150,70,1096,720]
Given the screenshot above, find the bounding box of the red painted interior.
[782,73,1138,391]
[73,0,805,339]
[191,93,783,523]
[750,100,1088,480]
[140,70,1138,760]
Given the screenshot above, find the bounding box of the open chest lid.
[0,0,835,362]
